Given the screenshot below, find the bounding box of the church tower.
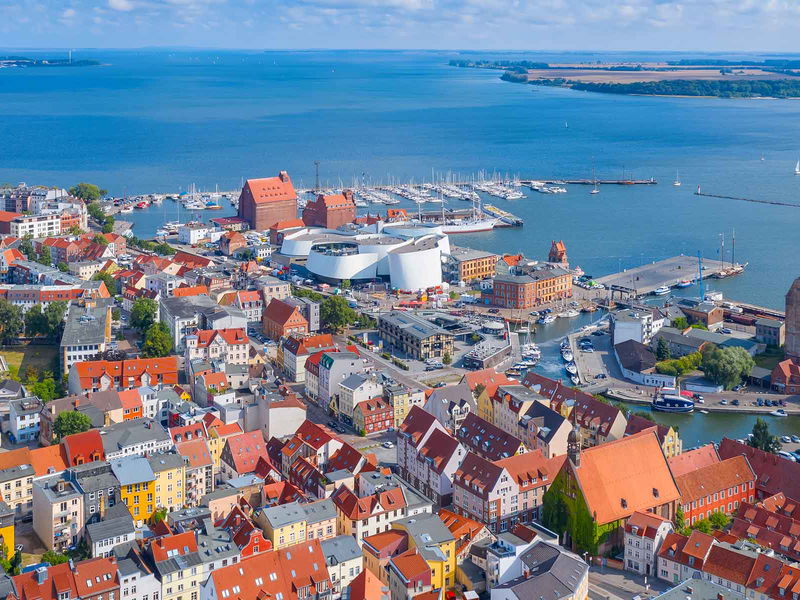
[786,277,800,361]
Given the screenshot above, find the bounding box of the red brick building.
[302,191,357,229]
[674,455,756,525]
[353,397,393,435]
[237,171,297,232]
[219,230,247,256]
[771,358,800,393]
[548,240,568,264]
[262,298,309,340]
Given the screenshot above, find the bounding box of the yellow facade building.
[149,454,186,514]
[392,513,457,591]
[111,456,156,527]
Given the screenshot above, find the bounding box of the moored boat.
[771,409,788,417]
[675,280,693,288]
[652,285,670,296]
[652,394,694,413]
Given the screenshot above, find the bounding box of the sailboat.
[795,160,800,175]
[590,165,599,195]
[673,170,682,187]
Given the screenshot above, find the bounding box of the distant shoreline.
[0,56,100,68]
[451,59,800,99]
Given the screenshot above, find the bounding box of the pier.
[595,255,733,297]
[696,190,800,209]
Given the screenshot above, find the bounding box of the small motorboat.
[771,409,788,417]
[675,280,693,288]
[570,374,581,385]
[565,363,578,375]
[561,350,574,362]
[653,286,671,296]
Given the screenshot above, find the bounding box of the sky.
[2,0,800,51]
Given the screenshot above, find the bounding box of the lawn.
[0,345,59,378]
[753,348,785,371]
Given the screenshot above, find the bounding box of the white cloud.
[108,0,135,11]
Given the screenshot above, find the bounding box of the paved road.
[589,566,669,600]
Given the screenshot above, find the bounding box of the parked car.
[782,435,792,443]
[382,441,394,449]
[757,397,764,406]
[720,399,728,405]
[779,450,797,462]
[732,399,740,406]
[792,435,800,444]
[720,327,732,334]
[488,308,500,314]
[594,373,607,379]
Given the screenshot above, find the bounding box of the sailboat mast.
[732,229,736,266]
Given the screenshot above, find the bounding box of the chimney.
[718,594,725,600]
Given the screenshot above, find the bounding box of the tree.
[472,383,486,399]
[92,272,118,296]
[69,183,107,202]
[709,511,730,530]
[672,316,689,330]
[692,518,712,534]
[0,300,23,344]
[749,417,781,454]
[37,245,52,266]
[141,322,173,358]
[92,234,109,246]
[54,411,92,439]
[151,507,168,524]
[112,308,121,321]
[67,225,85,235]
[101,218,115,234]
[30,378,57,403]
[701,345,755,390]
[92,348,127,362]
[690,323,709,330]
[449,291,458,300]
[44,301,67,333]
[674,504,686,530]
[42,550,70,565]
[19,236,34,260]
[656,337,671,361]
[130,298,158,333]
[154,242,176,256]
[340,279,351,290]
[442,352,452,365]
[24,304,48,336]
[57,261,69,272]
[320,296,358,333]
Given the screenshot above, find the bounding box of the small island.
[450,58,800,98]
[0,56,100,68]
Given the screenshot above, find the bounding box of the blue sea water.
[2,49,800,308]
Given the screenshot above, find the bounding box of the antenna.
[314,161,320,193]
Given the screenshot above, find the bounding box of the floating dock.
[595,256,735,297]
[482,204,524,226]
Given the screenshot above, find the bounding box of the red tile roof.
[224,431,269,475]
[668,443,720,478]
[244,172,297,205]
[399,405,440,448]
[453,452,503,499]
[72,557,120,597]
[719,437,800,500]
[461,368,514,397]
[495,450,566,491]
[331,484,406,520]
[674,455,755,503]
[29,444,68,477]
[150,531,198,562]
[456,412,522,462]
[418,429,461,475]
[572,430,681,525]
[208,538,329,600]
[194,327,248,348]
[62,429,105,466]
[177,439,213,469]
[625,510,671,540]
[263,297,304,327]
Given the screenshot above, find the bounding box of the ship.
[652,286,671,295]
[652,393,694,413]
[441,217,499,234]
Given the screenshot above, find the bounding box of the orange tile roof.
[118,388,142,410]
[263,297,304,327]
[244,172,296,205]
[0,447,31,471]
[177,439,213,469]
[150,531,197,562]
[461,367,514,397]
[674,455,755,504]
[173,284,209,298]
[331,485,406,520]
[362,530,409,557]
[348,569,385,600]
[29,445,68,477]
[625,510,671,539]
[668,443,720,478]
[269,218,305,231]
[390,548,430,582]
[62,430,105,467]
[572,429,680,525]
[495,450,566,491]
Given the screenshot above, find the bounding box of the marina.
[594,255,742,297]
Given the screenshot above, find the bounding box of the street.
[589,566,670,600]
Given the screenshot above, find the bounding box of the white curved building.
[280,226,449,291]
